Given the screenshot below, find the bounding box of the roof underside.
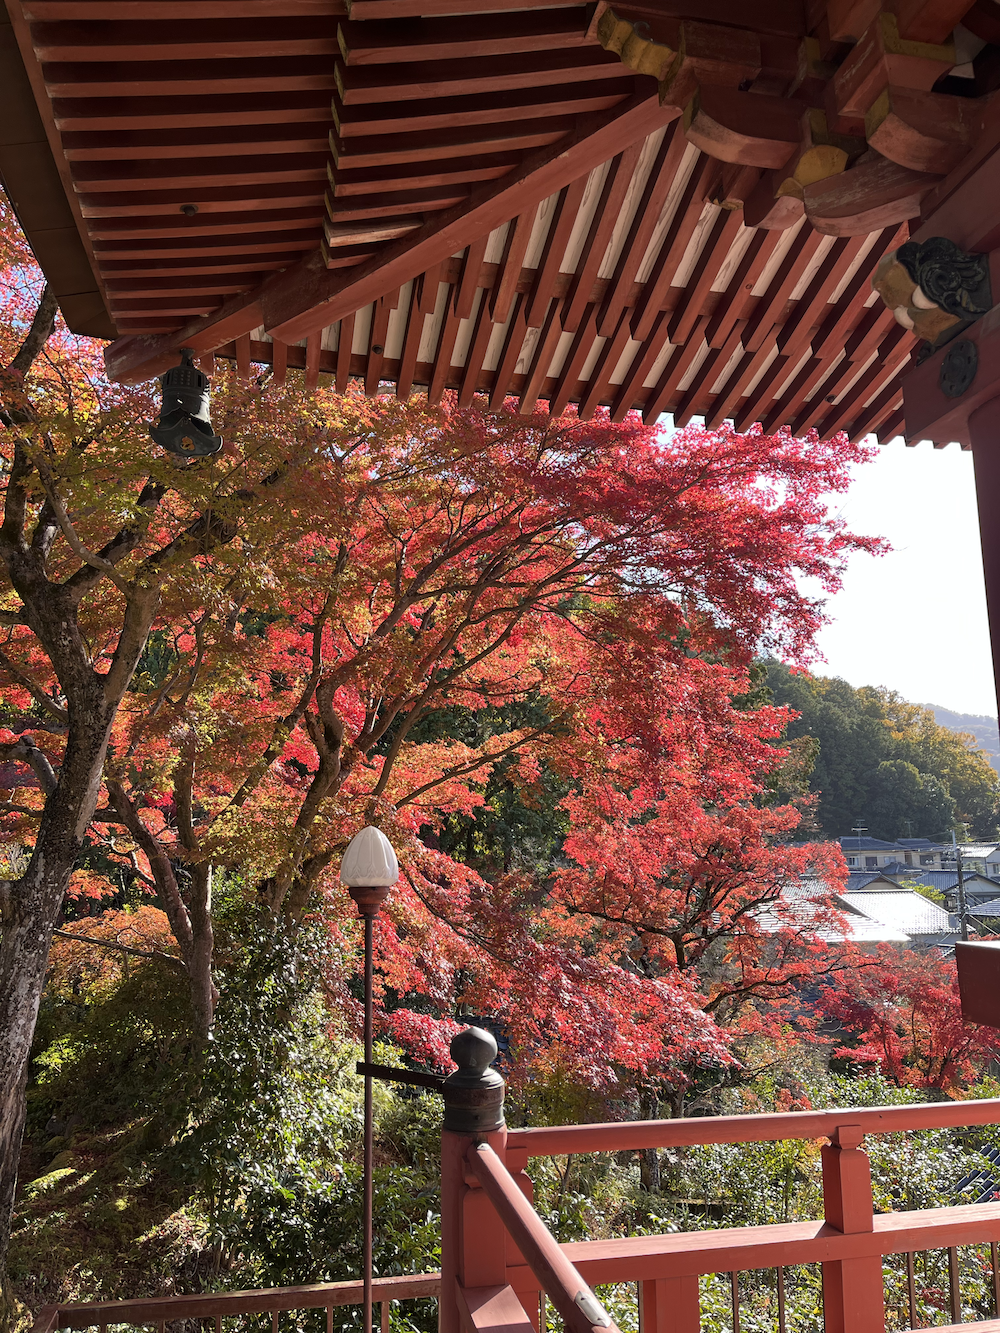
[1,0,994,440]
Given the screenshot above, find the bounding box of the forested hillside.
[931,705,1000,774]
[765,663,1000,841]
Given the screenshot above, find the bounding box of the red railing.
[443,1097,1000,1333]
[26,1096,1000,1333]
[28,1272,439,1332]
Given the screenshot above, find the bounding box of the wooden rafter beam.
[105,82,676,382]
[333,81,632,138]
[336,11,589,65]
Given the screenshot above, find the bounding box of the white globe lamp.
[340,824,399,917]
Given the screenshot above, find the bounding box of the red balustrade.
[25,1087,1000,1333]
[443,1098,1000,1333]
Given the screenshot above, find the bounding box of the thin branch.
[0,737,58,795]
[52,927,184,970]
[395,720,564,808]
[32,455,131,595]
[0,647,69,725]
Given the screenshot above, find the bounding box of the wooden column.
[820,1126,885,1333]
[968,396,1000,717]
[506,1145,542,1330]
[640,1276,700,1333]
[439,1027,509,1333]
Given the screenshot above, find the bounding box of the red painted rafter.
[488,295,529,410]
[703,340,773,428]
[663,206,744,347]
[597,125,688,338]
[641,316,710,425]
[526,175,587,327]
[630,157,720,342]
[549,305,598,415]
[333,81,632,140]
[337,11,589,66]
[44,57,338,100]
[336,48,630,106]
[457,289,494,407]
[609,309,672,422]
[54,90,333,133]
[578,310,633,419]
[518,297,564,413]
[704,228,781,349]
[106,85,675,380]
[562,141,642,334]
[28,18,340,63]
[674,322,747,427]
[331,121,572,171]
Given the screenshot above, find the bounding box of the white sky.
[809,436,997,718]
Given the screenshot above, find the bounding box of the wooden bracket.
[804,149,940,235]
[684,86,804,167]
[866,86,984,174]
[832,13,954,120]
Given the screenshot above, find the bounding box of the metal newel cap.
[442,1025,505,1135]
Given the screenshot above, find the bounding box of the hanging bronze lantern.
[148,349,223,458]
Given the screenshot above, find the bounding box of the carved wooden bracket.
[872,236,994,349]
[596,6,678,81]
[594,4,989,237]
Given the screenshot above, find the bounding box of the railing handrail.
[31,1271,440,1330]
[469,1142,618,1333]
[506,1096,1000,1156]
[28,1307,60,1333]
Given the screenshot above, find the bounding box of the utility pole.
[953,830,969,943]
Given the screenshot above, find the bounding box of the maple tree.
[542,709,856,1119]
[817,948,1000,1091]
[65,397,876,1087]
[0,193,882,1282]
[0,244,372,1279]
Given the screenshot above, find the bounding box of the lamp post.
[340,825,399,1333]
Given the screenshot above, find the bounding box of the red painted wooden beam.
[105,84,676,382]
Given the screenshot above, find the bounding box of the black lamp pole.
[348,882,391,1333]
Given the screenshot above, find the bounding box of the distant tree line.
[765,662,1000,841]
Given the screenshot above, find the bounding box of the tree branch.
[52,927,184,971]
[33,461,131,595]
[0,647,69,726]
[9,286,58,378]
[0,737,57,795]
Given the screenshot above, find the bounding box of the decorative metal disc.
[940,339,978,399]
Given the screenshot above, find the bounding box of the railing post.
[440,1027,507,1333]
[820,1125,885,1333]
[640,1277,700,1333]
[506,1142,542,1330]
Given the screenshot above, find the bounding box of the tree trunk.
[0,684,115,1279]
[639,1087,661,1192]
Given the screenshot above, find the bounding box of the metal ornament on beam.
[893,243,1000,443]
[872,236,993,351]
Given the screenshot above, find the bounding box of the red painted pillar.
[440,1128,469,1333]
[820,1125,885,1333]
[968,396,1000,715]
[506,1145,541,1331]
[640,1276,700,1333]
[439,1028,508,1333]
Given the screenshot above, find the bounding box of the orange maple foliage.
[1,358,877,1090]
